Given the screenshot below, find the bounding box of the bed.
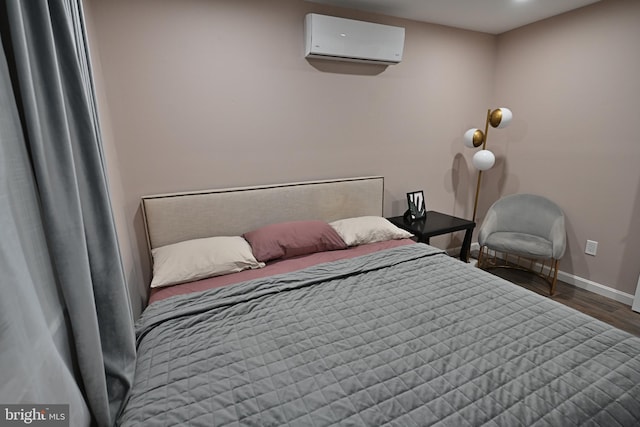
[118,176,640,426]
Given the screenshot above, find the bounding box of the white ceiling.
[305,0,601,34]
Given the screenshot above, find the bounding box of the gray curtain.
[0,1,136,426]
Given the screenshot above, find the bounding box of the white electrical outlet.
[585,240,598,256]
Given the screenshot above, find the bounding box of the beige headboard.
[141,176,384,253]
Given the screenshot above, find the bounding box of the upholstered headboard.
[141,176,384,254]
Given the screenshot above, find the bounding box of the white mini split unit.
[304,13,405,65]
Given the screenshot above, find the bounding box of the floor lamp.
[463,107,513,223]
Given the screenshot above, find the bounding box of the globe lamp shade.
[463,128,484,148]
[492,107,513,129]
[472,149,495,171]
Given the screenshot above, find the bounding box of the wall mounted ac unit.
[304,13,405,65]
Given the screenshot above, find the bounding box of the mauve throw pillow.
[243,220,347,262]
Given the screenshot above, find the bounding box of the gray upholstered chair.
[477,193,566,295]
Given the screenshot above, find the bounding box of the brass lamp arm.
[481,108,491,150]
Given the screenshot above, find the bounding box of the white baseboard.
[556,271,634,306]
[448,243,635,306]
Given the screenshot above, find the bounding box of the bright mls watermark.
[1,405,68,426]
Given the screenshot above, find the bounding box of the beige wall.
[85,0,640,307]
[85,0,495,306]
[493,0,640,295]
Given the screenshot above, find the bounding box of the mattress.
[149,239,415,303]
[118,244,640,426]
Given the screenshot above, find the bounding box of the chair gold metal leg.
[477,248,561,296]
[550,259,559,296]
[477,245,484,268]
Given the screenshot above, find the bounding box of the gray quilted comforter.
[118,244,640,426]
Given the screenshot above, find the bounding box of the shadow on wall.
[133,205,152,314]
[306,58,388,75]
[476,154,512,222]
[618,177,640,294]
[446,150,512,246]
[448,152,472,220]
[448,113,528,230]
[561,214,581,278]
[471,112,528,224]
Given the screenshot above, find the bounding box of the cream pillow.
[151,236,265,288]
[329,216,413,246]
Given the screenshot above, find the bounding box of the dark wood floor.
[485,267,640,337]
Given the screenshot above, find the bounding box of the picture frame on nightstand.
[406,190,426,220]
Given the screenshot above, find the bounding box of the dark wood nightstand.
[387,211,475,262]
